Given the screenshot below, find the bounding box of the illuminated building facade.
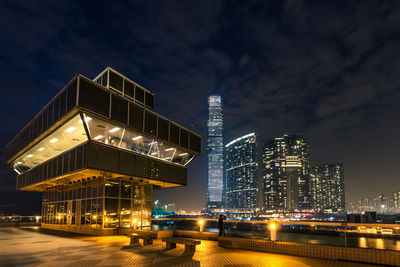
[394,192,400,213]
[4,67,200,234]
[206,94,224,213]
[225,133,258,217]
[310,163,345,213]
[262,134,311,212]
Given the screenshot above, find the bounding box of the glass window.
[180,129,189,148]
[11,114,89,174]
[111,94,128,124]
[145,92,154,109]
[76,145,83,170]
[95,71,108,87]
[42,107,48,132]
[129,103,143,131]
[120,199,131,228]
[81,199,86,225]
[135,86,145,104]
[83,114,193,167]
[67,79,77,112]
[170,123,179,145]
[157,117,169,141]
[81,187,87,199]
[69,150,76,173]
[124,80,134,99]
[121,181,131,198]
[105,198,119,228]
[190,133,201,153]
[105,179,119,197]
[48,102,54,128]
[54,96,60,123]
[109,70,123,92]
[78,78,110,118]
[60,90,67,119]
[144,111,157,135]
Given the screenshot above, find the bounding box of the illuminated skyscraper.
[206,94,224,213]
[262,134,311,212]
[225,133,258,217]
[310,163,345,213]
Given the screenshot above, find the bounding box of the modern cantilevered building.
[262,134,311,213]
[4,67,201,234]
[206,94,224,214]
[225,133,258,218]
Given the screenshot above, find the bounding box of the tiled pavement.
[0,227,378,267]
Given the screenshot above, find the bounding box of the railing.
[0,216,41,223]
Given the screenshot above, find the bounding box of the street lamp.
[269,222,277,241]
[199,219,204,232]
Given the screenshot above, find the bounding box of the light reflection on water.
[152,224,400,251]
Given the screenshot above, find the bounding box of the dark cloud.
[0,0,399,213]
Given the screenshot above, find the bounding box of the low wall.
[0,222,40,227]
[41,223,117,235]
[218,236,400,266]
[174,230,219,241]
[119,228,174,238]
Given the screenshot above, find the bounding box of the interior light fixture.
[132,136,142,141]
[38,147,44,151]
[65,126,76,133]
[148,141,157,145]
[16,162,22,165]
[80,116,92,123]
[109,127,120,133]
[27,154,33,158]
[94,135,103,140]
[179,153,188,156]
[151,152,158,155]
[165,148,174,151]
[50,138,58,143]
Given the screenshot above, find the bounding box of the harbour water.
[152,224,400,251]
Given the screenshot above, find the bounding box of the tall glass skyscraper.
[311,163,345,213]
[262,134,311,212]
[225,133,258,217]
[207,94,224,212]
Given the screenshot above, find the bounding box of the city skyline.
[1,1,400,214]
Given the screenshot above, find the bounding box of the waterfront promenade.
[0,227,376,267]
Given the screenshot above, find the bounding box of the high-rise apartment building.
[225,133,258,217]
[310,163,345,213]
[262,134,311,212]
[394,192,400,213]
[206,95,224,213]
[4,67,200,234]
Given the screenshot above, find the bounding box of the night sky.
[1,0,400,214]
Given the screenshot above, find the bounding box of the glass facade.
[225,133,258,213]
[262,134,311,212]
[311,163,345,213]
[42,177,152,229]
[94,68,154,110]
[85,114,194,166]
[207,95,224,210]
[11,114,88,174]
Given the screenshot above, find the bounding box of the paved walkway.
[0,227,377,267]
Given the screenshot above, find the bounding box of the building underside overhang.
[17,168,183,192]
